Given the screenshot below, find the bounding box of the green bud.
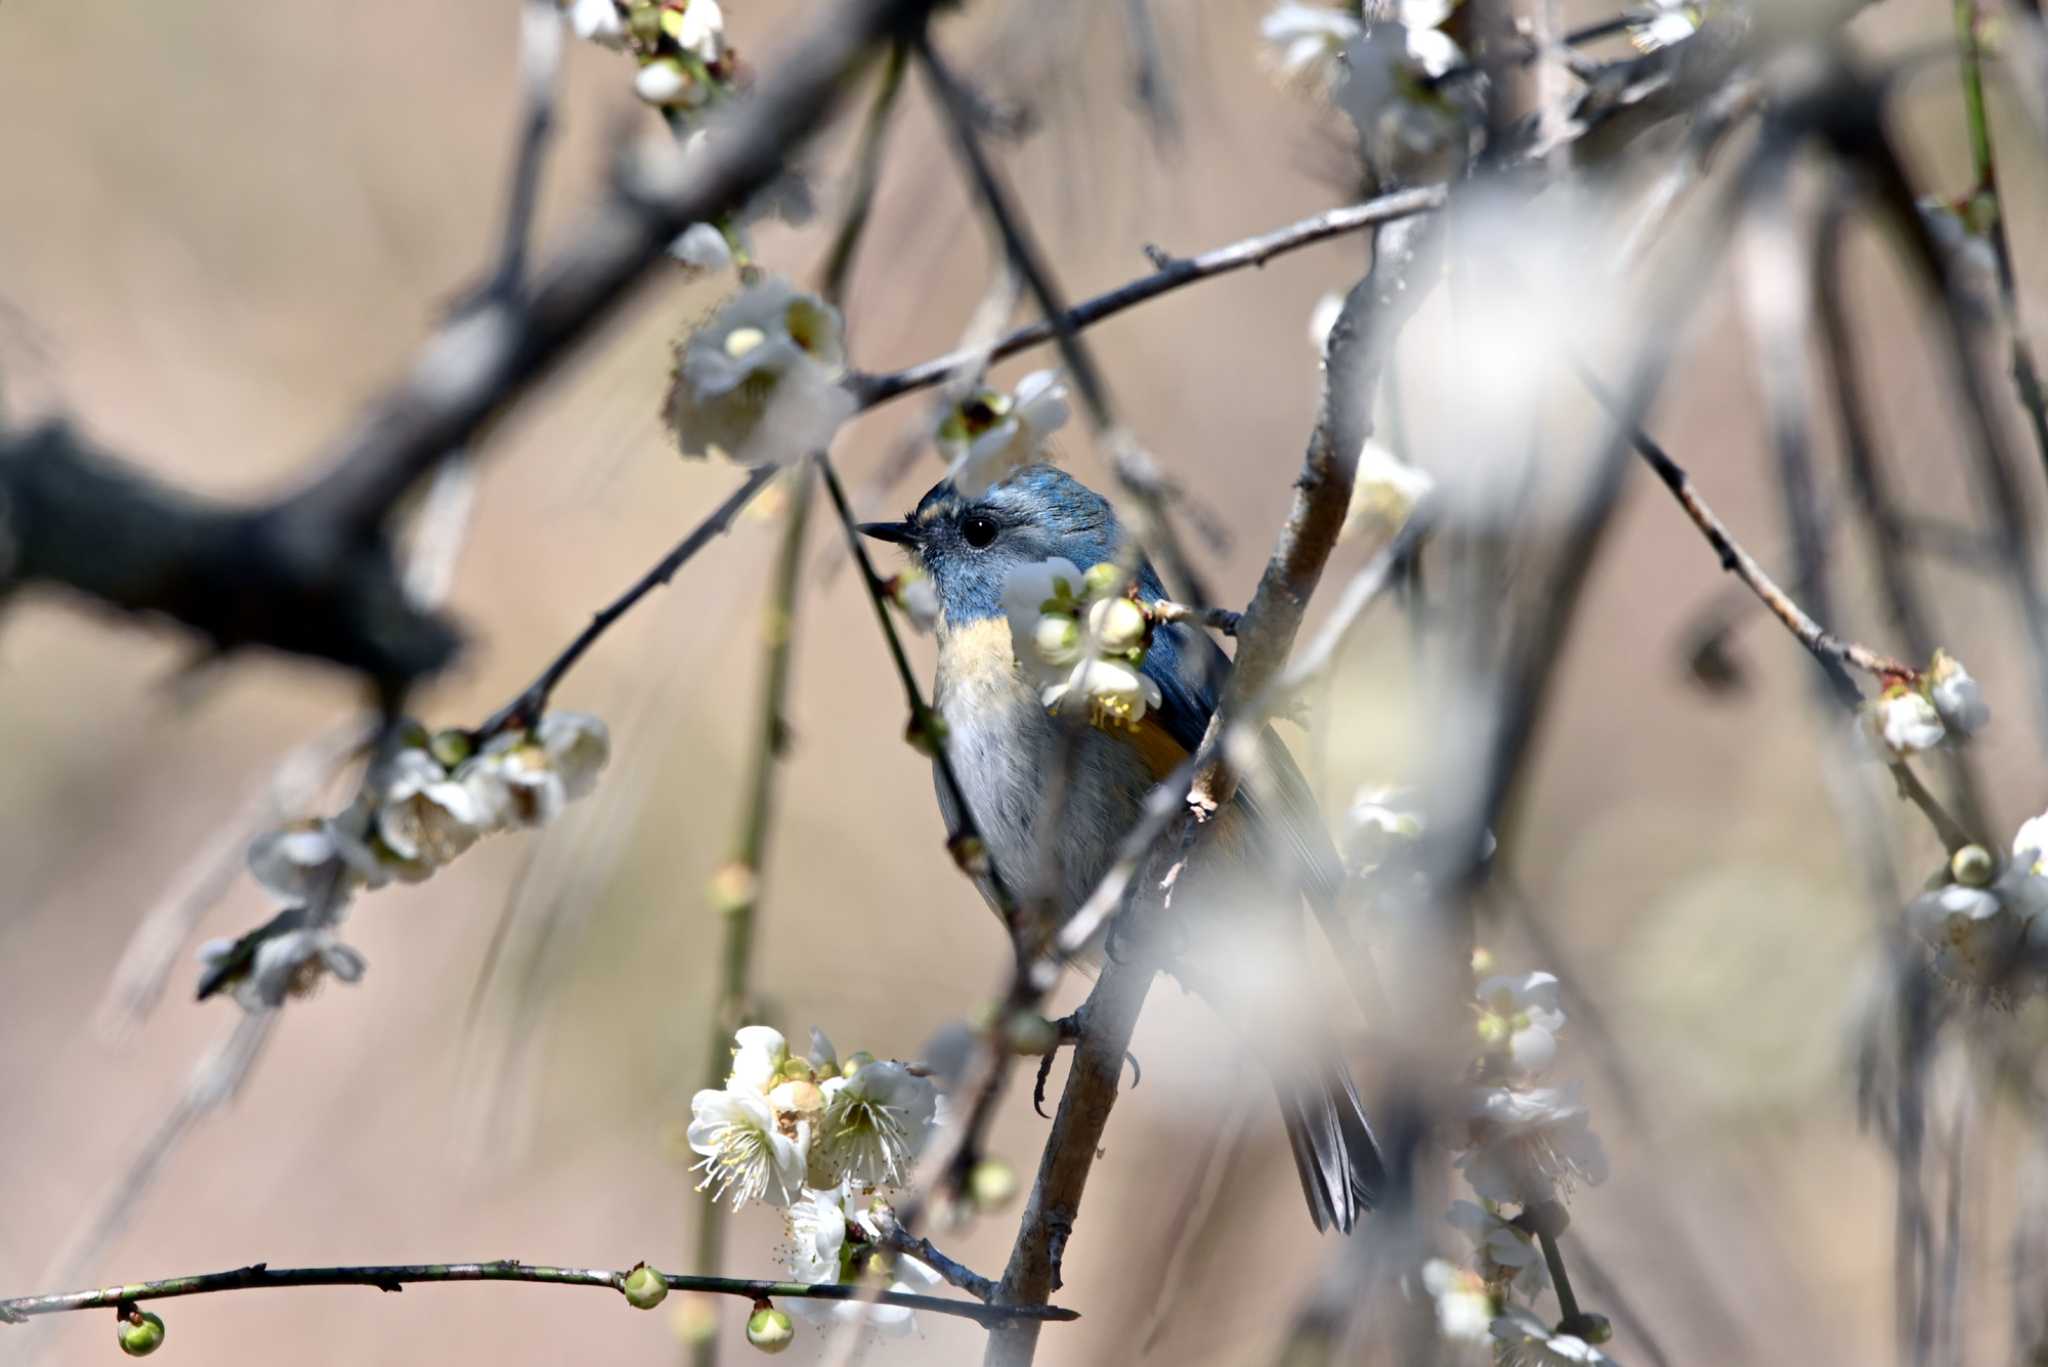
[708,863,757,916]
[622,1263,669,1310]
[1952,844,1996,888]
[779,1057,814,1084]
[1574,1313,1614,1345]
[842,1051,876,1078]
[118,1310,165,1357]
[969,1157,1018,1210]
[746,1302,795,1354]
[1006,1012,1057,1056]
[1474,1013,1509,1048]
[948,833,990,877]
[905,711,950,758]
[429,728,476,768]
[628,2,663,47]
[1081,562,1122,600]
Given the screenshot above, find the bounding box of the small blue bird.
[862,463,1385,1233]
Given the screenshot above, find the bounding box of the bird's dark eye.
[961,513,999,549]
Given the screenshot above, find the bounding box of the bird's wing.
[1140,614,1347,915]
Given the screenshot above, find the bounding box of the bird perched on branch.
[862,462,1384,1233]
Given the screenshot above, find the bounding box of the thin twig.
[847,188,1447,410]
[870,1218,997,1303]
[1149,600,1240,635]
[0,1259,1074,1328]
[474,465,778,738]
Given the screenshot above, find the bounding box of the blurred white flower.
[247,819,384,906]
[688,1081,810,1209]
[1868,686,1945,755]
[199,914,367,1013]
[1421,1258,1495,1344]
[813,1060,939,1188]
[1475,972,1566,1077]
[1459,1085,1609,1205]
[937,370,1070,498]
[1629,1,1700,51]
[2015,810,2048,876]
[1308,290,1346,356]
[1492,1306,1615,1365]
[888,569,942,634]
[376,748,489,866]
[667,0,723,62]
[669,222,733,273]
[668,278,855,465]
[564,0,626,48]
[1906,881,2022,989]
[538,711,610,801]
[635,56,703,109]
[1345,786,1425,869]
[1447,1199,1547,1296]
[1343,439,1434,540]
[1338,19,1472,186]
[785,1183,940,1335]
[1260,2,1361,92]
[1927,650,1989,737]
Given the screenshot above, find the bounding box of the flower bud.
[779,1057,815,1084]
[636,55,696,106]
[905,710,950,758]
[429,728,476,768]
[842,1050,876,1077]
[969,1156,1019,1210]
[1475,1012,1509,1048]
[1033,613,1081,666]
[708,862,757,916]
[1006,1012,1057,1056]
[746,1301,795,1354]
[948,833,991,878]
[1574,1312,1614,1345]
[1471,945,1496,976]
[118,1310,165,1357]
[622,1262,669,1310]
[1952,844,1996,888]
[1087,596,1150,654]
[768,1078,824,1119]
[1082,562,1122,600]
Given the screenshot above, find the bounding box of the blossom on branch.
[1491,1306,1618,1365]
[1475,971,1567,1078]
[811,1060,939,1188]
[1002,558,1167,732]
[666,278,855,466]
[935,370,1070,498]
[1458,1085,1609,1206]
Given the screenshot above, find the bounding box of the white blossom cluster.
[1905,817,2048,997]
[666,277,855,467]
[198,714,609,1013]
[687,1025,943,1336]
[933,370,1071,499]
[1420,964,1618,1363]
[1001,559,1166,731]
[1260,0,1474,187]
[1864,649,1989,756]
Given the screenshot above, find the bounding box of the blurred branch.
[0,0,934,695]
[1953,0,2048,482]
[0,1259,1075,1329]
[847,188,1446,409]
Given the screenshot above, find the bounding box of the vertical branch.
[690,461,815,1367]
[1954,0,2048,482]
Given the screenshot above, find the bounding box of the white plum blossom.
[667,0,723,62]
[1002,557,1088,688]
[687,1084,810,1209]
[565,0,626,48]
[1045,656,1166,731]
[2016,810,2048,876]
[636,57,703,109]
[888,569,942,634]
[784,1183,941,1335]
[538,711,610,801]
[1868,685,1946,755]
[936,370,1070,498]
[732,1024,792,1092]
[376,748,491,867]
[247,819,385,906]
[1492,1306,1617,1365]
[1260,2,1361,92]
[198,914,367,1013]
[1343,440,1435,540]
[1629,1,1701,51]
[667,278,855,465]
[1420,1258,1495,1344]
[1447,1200,1547,1296]
[1475,972,1567,1077]
[669,222,733,274]
[1927,649,1989,737]
[812,1060,939,1188]
[1459,1085,1610,1206]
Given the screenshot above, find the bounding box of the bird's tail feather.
[1276,1054,1386,1235]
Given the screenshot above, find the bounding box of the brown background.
[1,2,2043,1363]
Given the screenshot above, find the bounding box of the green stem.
[693,460,817,1367]
[0,1260,1075,1328]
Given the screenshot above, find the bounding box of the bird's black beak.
[858,520,920,547]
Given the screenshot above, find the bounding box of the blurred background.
[1,1,2044,1363]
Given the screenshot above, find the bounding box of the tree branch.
[0,1259,1075,1329]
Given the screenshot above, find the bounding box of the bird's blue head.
[860,464,1144,630]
